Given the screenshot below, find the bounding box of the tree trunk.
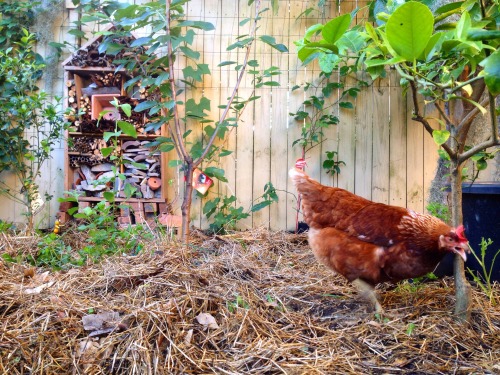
[181,162,194,242]
[450,160,472,321]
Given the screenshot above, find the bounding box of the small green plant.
[395,273,438,293]
[322,150,346,176]
[406,322,416,336]
[203,195,249,235]
[36,233,81,270]
[203,182,278,235]
[227,294,250,313]
[426,202,450,223]
[265,293,284,311]
[0,220,14,233]
[467,238,499,305]
[73,200,151,259]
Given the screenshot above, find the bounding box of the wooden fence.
[0,0,497,231]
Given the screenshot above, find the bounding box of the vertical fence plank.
[218,0,239,213]
[251,7,274,228]
[371,76,391,204]
[269,1,291,231]
[406,95,425,212]
[353,75,373,199]
[389,71,407,207]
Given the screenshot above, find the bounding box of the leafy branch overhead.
[296,0,499,167]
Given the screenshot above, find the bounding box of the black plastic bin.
[462,182,500,282]
[435,182,500,281]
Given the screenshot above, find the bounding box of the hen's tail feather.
[288,168,321,193]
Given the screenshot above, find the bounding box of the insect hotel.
[59,30,172,227]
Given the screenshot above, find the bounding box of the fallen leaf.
[184,329,194,345]
[24,281,55,295]
[82,311,121,331]
[195,312,219,329]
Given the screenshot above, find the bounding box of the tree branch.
[459,92,500,163]
[194,0,262,168]
[409,80,455,157]
[434,101,453,126]
[166,0,191,163]
[457,96,490,149]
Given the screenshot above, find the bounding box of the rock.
[80,165,95,182]
[83,184,106,192]
[149,162,159,172]
[91,163,114,172]
[141,184,154,199]
[122,140,141,150]
[97,171,116,181]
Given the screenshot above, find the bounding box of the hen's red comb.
[456,225,467,241]
[295,158,307,170]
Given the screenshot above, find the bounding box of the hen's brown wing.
[289,168,371,229]
[346,203,409,247]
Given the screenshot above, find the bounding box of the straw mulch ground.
[1,229,499,374]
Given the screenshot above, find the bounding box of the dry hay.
[1,229,499,374]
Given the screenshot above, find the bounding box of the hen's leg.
[352,278,383,313]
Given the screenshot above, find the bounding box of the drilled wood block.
[59,201,74,212]
[56,212,71,224]
[118,216,132,226]
[120,205,131,217]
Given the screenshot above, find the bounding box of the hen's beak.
[453,242,469,262]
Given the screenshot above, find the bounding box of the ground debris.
[0,229,499,374]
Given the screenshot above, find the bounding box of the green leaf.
[130,37,152,47]
[103,131,121,142]
[123,183,137,199]
[130,161,148,170]
[271,0,279,15]
[117,121,137,138]
[364,56,405,68]
[203,166,227,182]
[319,53,339,73]
[134,101,157,112]
[467,29,500,42]
[100,147,114,157]
[421,32,444,61]
[304,24,323,40]
[386,2,434,61]
[103,191,115,203]
[218,60,237,67]
[322,14,351,44]
[432,130,450,145]
[251,201,271,212]
[186,97,211,118]
[68,29,85,38]
[259,35,288,52]
[455,11,471,40]
[177,20,215,31]
[339,101,354,109]
[480,49,500,96]
[120,103,132,117]
[476,159,487,170]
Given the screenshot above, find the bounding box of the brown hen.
[289,166,469,312]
